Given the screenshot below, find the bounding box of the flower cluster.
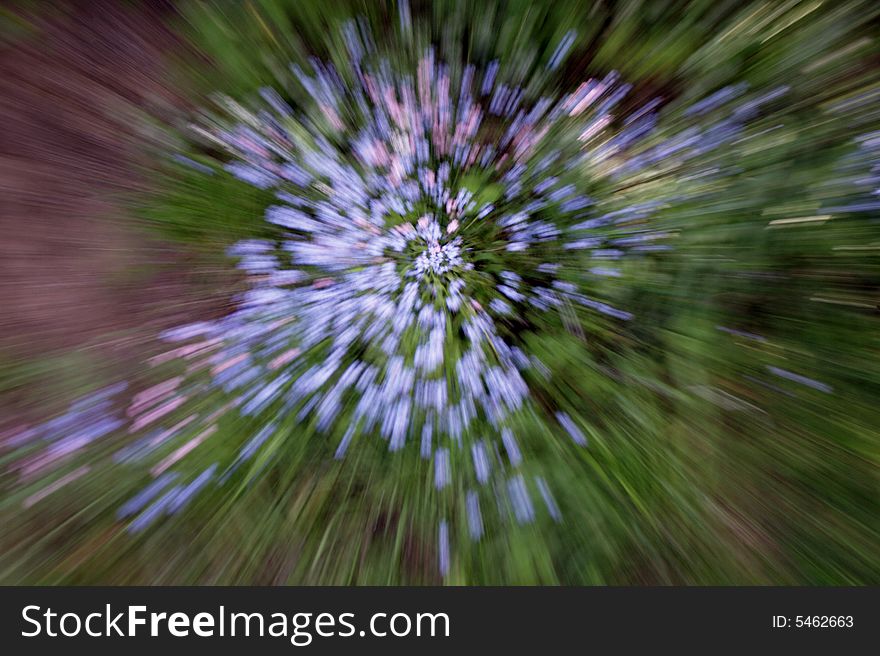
[11,21,788,573]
